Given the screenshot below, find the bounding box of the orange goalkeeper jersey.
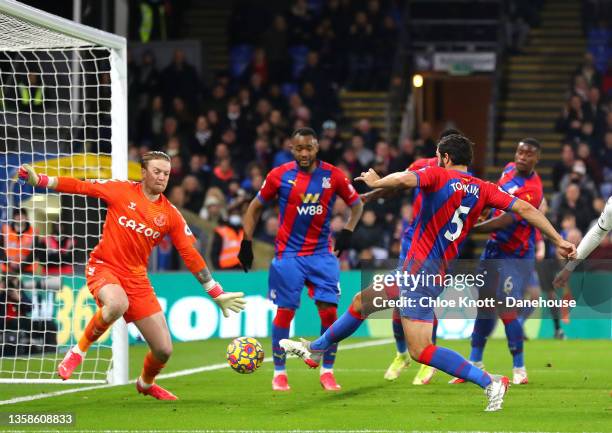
[55,178,206,277]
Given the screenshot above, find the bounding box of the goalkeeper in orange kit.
[19,151,246,400]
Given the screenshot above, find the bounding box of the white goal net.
[0,1,128,384]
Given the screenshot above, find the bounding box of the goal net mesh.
[0,9,118,383]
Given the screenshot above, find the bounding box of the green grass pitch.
[0,338,611,432]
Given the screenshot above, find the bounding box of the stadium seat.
[229,44,254,78]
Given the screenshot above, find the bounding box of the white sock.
[320,367,333,376]
[273,369,287,377]
[137,376,152,389]
[72,345,86,357]
[397,351,408,358]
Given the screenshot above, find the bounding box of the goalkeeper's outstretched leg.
[57,284,128,380]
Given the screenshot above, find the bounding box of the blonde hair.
[140,151,171,168]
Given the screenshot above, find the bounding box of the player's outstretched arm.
[238,197,264,272]
[473,212,514,234]
[554,198,612,287]
[18,164,58,189]
[355,169,418,190]
[510,199,577,259]
[194,267,246,318]
[360,186,406,203]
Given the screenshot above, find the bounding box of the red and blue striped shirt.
[489,162,543,258]
[257,161,360,258]
[403,165,517,270]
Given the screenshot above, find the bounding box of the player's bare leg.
[134,312,177,400]
[57,284,128,380]
[316,300,341,391]
[401,318,509,411]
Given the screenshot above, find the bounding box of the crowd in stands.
[552,51,612,240]
[126,40,440,270]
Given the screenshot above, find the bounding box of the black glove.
[333,229,353,256]
[238,239,253,272]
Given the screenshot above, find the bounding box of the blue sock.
[321,325,338,368]
[311,305,364,351]
[421,345,492,389]
[504,319,524,368]
[470,317,496,363]
[272,308,294,371]
[319,306,339,369]
[392,319,407,353]
[518,305,535,326]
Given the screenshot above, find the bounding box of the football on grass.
[226,337,264,374]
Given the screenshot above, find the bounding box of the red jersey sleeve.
[333,167,360,207]
[411,165,442,192]
[54,177,126,203]
[168,204,207,273]
[257,169,281,204]
[408,157,437,171]
[482,181,517,212]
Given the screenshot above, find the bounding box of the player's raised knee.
[351,292,363,314]
[153,344,173,363]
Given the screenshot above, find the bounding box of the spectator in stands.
[576,141,603,185]
[182,175,205,214]
[262,15,290,83]
[138,95,164,148]
[583,87,605,136]
[171,97,194,135]
[187,154,211,190]
[167,184,186,208]
[552,143,575,191]
[204,84,228,115]
[211,157,236,195]
[572,75,590,102]
[351,134,374,168]
[137,50,160,111]
[559,160,598,202]
[244,47,268,85]
[300,51,326,94]
[199,188,227,224]
[288,0,314,45]
[574,52,601,90]
[16,72,45,113]
[256,214,279,245]
[355,118,379,148]
[390,137,416,172]
[211,209,244,270]
[0,208,40,275]
[39,222,74,275]
[160,49,201,111]
[556,95,584,141]
[273,137,294,167]
[414,121,437,157]
[352,208,387,265]
[347,11,374,90]
[190,115,215,158]
[553,182,595,233]
[374,14,398,89]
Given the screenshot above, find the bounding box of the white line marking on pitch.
[0,338,393,406]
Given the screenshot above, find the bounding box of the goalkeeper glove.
[333,229,353,256]
[238,239,253,272]
[18,164,50,188]
[204,280,246,318]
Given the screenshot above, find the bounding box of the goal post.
[0,0,128,384]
